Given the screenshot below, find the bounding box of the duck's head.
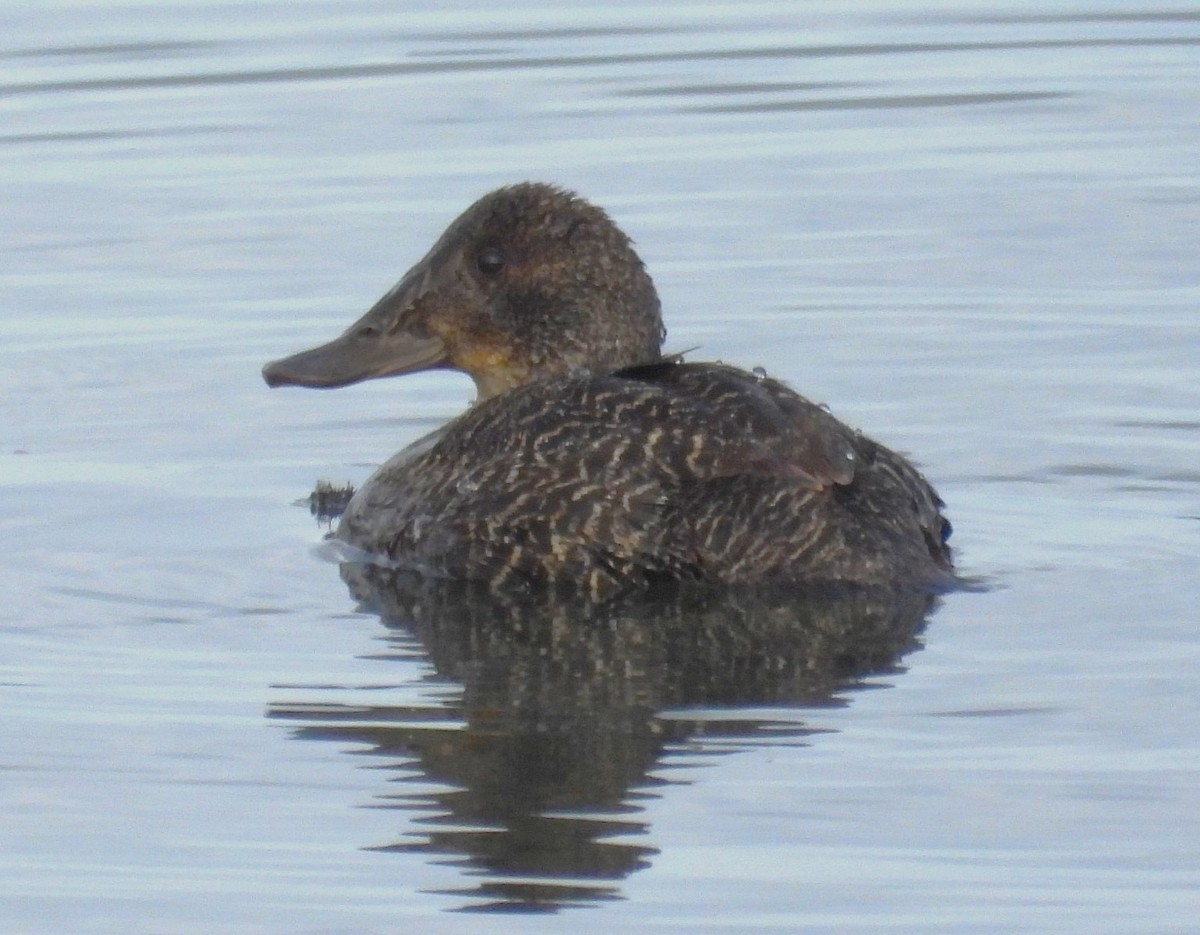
[262,183,665,401]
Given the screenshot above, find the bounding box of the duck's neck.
[471,368,528,402]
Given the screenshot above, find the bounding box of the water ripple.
[964,11,1200,25]
[683,91,1068,115]
[0,125,245,146]
[0,40,215,60]
[2,36,1196,98]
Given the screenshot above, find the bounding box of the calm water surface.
[2,2,1199,932]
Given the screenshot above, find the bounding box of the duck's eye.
[476,246,505,275]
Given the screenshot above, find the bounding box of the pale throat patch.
[457,345,532,401]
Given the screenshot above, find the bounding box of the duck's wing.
[617,361,953,583]
[618,360,860,489]
[355,363,949,595]
[409,365,863,586]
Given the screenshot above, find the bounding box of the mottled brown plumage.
[264,183,953,597]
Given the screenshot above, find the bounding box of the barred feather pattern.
[337,361,952,598]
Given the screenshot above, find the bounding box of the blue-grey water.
[3,2,1199,932]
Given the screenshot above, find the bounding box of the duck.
[263,183,953,598]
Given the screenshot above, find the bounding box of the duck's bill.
[262,327,448,389]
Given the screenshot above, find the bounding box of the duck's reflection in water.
[269,564,939,912]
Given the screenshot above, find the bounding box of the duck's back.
[337,361,952,597]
